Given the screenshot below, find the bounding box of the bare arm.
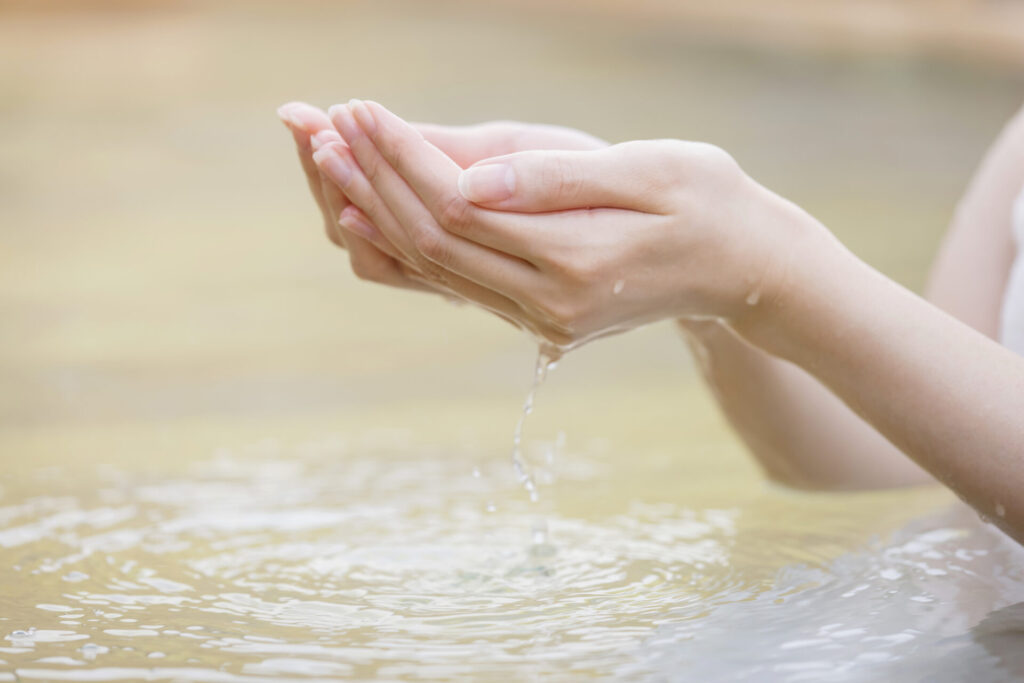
[680,105,1024,490]
[736,213,1024,542]
[310,100,1024,541]
[679,319,932,489]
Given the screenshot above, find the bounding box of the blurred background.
[2,0,1024,483]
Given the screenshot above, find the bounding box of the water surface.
[3,431,1023,681]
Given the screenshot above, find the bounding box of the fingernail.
[329,104,362,143]
[276,103,301,128]
[338,206,378,242]
[349,99,376,135]
[312,146,352,187]
[458,163,516,203]
[310,129,341,151]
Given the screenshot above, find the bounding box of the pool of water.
[3,428,1024,682]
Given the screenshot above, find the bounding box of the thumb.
[414,121,607,169]
[456,142,659,213]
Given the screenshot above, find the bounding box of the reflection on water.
[2,436,1023,681]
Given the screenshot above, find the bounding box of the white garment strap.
[998,186,1024,356]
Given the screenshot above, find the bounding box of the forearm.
[680,318,932,489]
[737,209,1024,541]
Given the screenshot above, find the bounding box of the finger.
[412,121,605,169]
[313,141,434,284]
[336,204,405,262]
[278,103,441,296]
[340,100,549,262]
[313,140,427,269]
[310,127,344,152]
[403,263,539,334]
[331,102,541,294]
[313,138,534,316]
[311,131,350,252]
[311,139,512,299]
[317,171,348,249]
[278,103,337,236]
[455,142,670,213]
[347,248,434,293]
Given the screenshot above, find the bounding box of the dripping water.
[511,343,562,504]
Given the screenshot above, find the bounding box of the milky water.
[3,429,1024,682]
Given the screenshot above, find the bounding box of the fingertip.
[312,142,354,187]
[326,103,346,122]
[349,98,377,135]
[310,129,343,151]
[279,101,337,134]
[329,104,363,144]
[338,205,381,243]
[458,163,516,204]
[277,103,301,129]
[363,101,423,140]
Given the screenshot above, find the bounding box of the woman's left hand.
[317,100,824,347]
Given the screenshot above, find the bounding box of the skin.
[280,99,1024,544]
[679,106,1024,492]
[277,102,606,307]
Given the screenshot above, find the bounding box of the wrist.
[727,185,850,351]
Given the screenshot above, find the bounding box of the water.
[510,344,563,504]
[2,437,1024,682]
[5,3,1024,681]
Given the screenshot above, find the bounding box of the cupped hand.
[316,99,815,347]
[277,101,605,304]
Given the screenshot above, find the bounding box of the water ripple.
[1,437,1023,681]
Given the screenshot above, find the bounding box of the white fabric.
[999,186,1024,355]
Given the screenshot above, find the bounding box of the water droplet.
[485,502,497,513]
[612,279,625,295]
[62,571,89,582]
[745,289,761,305]
[524,479,539,503]
[996,503,1006,518]
[471,467,481,479]
[11,629,31,639]
[513,459,528,484]
[532,521,548,545]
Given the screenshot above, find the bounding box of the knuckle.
[568,256,602,286]
[349,255,391,283]
[412,225,451,266]
[437,194,475,232]
[543,156,583,202]
[414,256,448,285]
[325,225,346,248]
[360,156,383,186]
[388,137,410,177]
[548,248,604,288]
[662,140,737,176]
